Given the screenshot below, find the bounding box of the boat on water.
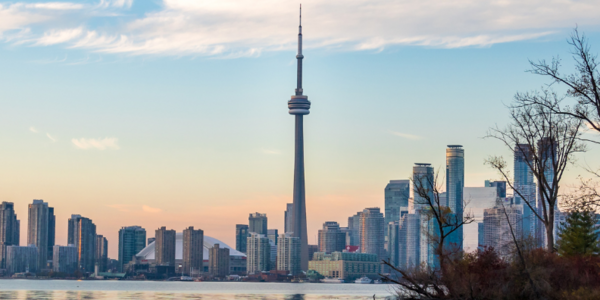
[354,276,372,284]
[180,276,193,281]
[373,279,383,284]
[320,278,345,283]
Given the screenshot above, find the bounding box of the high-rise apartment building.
[118,226,146,272]
[155,227,176,267]
[446,145,465,250]
[267,229,279,246]
[47,207,55,264]
[0,202,20,269]
[387,221,400,268]
[53,244,77,274]
[209,243,230,277]
[67,214,81,245]
[6,245,38,274]
[95,235,108,272]
[284,203,294,233]
[277,233,301,275]
[404,213,421,268]
[246,233,270,274]
[359,208,385,261]
[28,200,50,270]
[182,226,204,275]
[384,180,410,235]
[70,215,97,272]
[413,164,435,210]
[483,205,523,256]
[347,212,362,246]
[412,163,436,268]
[249,213,268,235]
[318,222,346,253]
[462,187,499,252]
[235,224,249,253]
[514,144,536,241]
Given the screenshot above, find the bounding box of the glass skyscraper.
[514,144,536,241]
[235,224,249,253]
[446,145,464,250]
[118,226,146,272]
[384,180,410,236]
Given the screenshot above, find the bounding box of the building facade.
[47,207,55,266]
[53,245,77,274]
[70,215,97,272]
[0,202,20,269]
[277,233,301,275]
[209,243,230,277]
[246,233,270,274]
[318,222,346,254]
[235,224,249,253]
[384,180,410,235]
[359,208,385,261]
[347,212,362,247]
[387,221,400,268]
[6,245,38,274]
[249,213,268,235]
[405,213,421,268]
[95,235,108,272]
[483,205,523,256]
[28,200,50,270]
[155,227,176,267]
[446,145,465,250]
[309,252,379,281]
[514,144,537,241]
[182,226,204,275]
[118,226,146,272]
[284,203,294,233]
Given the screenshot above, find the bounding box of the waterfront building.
[462,187,499,252]
[446,145,465,250]
[284,203,294,233]
[47,207,55,265]
[95,235,108,272]
[155,227,176,267]
[69,215,97,272]
[0,202,20,269]
[483,205,523,255]
[6,245,37,274]
[384,180,410,236]
[235,224,249,253]
[182,226,204,275]
[53,244,77,274]
[118,226,146,272]
[514,144,537,241]
[318,222,346,254]
[309,251,379,281]
[67,215,81,245]
[209,243,230,277]
[359,208,385,261]
[246,233,270,274]
[28,200,50,270]
[249,213,268,235]
[277,233,301,275]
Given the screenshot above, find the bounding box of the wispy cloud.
[389,131,423,140]
[142,205,161,213]
[46,133,57,142]
[260,148,281,155]
[36,27,83,45]
[29,126,38,133]
[19,2,84,10]
[72,137,119,150]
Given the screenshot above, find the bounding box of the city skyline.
[1,1,600,259]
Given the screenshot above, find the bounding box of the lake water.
[0,280,397,300]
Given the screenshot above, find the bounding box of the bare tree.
[486,96,586,251]
[518,28,600,138]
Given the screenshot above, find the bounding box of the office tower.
[246,233,270,274]
[209,243,230,277]
[235,224,249,253]
[359,208,385,261]
[348,212,362,246]
[384,180,410,235]
[387,221,400,268]
[70,216,97,272]
[485,180,507,198]
[6,245,37,274]
[249,213,268,235]
[47,207,55,264]
[284,203,294,233]
[95,235,108,272]
[155,227,176,267]
[413,164,435,210]
[277,233,301,275]
[483,205,523,256]
[53,245,77,274]
[514,144,536,241]
[288,7,310,271]
[0,202,20,269]
[446,145,465,250]
[405,213,421,268]
[318,222,346,253]
[267,229,278,245]
[118,226,146,272]
[183,226,204,275]
[28,200,49,270]
[462,187,499,252]
[412,163,436,267]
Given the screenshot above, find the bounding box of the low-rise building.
[6,245,38,274]
[53,244,77,274]
[308,251,379,281]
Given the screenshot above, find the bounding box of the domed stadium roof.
[136,232,246,260]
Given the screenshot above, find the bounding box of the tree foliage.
[557,210,600,257]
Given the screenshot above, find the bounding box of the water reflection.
[0,292,393,300]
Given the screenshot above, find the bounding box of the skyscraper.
[67,214,82,245]
[514,144,536,241]
[348,211,362,246]
[70,215,97,272]
[413,164,435,210]
[118,226,146,272]
[288,6,310,271]
[483,205,523,256]
[235,224,249,253]
[384,180,410,235]
[485,180,507,198]
[284,203,294,233]
[155,227,176,267]
[413,163,436,267]
[28,200,49,270]
[248,213,268,235]
[53,244,77,274]
[359,208,385,261]
[246,232,270,274]
[404,213,421,268]
[277,233,301,275]
[387,221,400,268]
[318,221,346,253]
[95,235,108,272]
[47,207,55,265]
[182,226,204,275]
[537,137,556,248]
[0,202,20,269]
[209,243,230,277]
[446,145,464,250]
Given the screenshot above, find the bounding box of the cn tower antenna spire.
[295,4,303,96]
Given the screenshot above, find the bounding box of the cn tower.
[288,4,310,271]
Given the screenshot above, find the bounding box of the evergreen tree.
[557,210,600,256]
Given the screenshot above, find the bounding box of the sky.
[1,0,600,258]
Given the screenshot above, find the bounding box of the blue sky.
[1,0,599,257]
